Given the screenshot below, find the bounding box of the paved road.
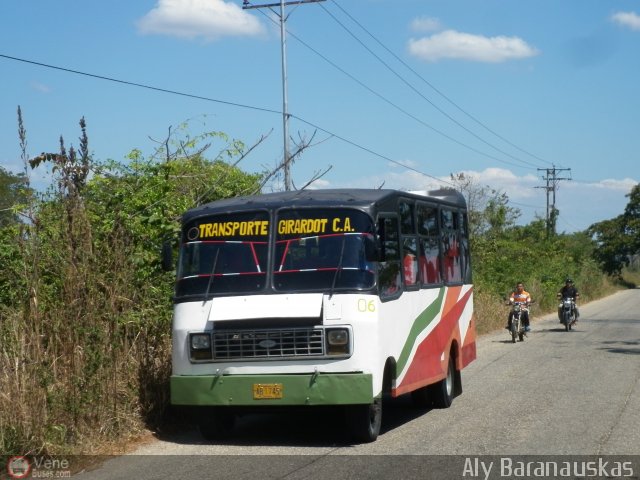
[78,289,640,479]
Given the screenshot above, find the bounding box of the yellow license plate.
[253,383,283,400]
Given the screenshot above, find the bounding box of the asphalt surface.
[75,289,640,479]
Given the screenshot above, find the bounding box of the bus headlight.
[189,333,212,361]
[326,328,350,356]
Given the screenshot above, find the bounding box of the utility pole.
[242,0,325,191]
[536,166,572,237]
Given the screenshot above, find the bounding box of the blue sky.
[1,0,638,233]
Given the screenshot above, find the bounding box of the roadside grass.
[473,274,624,336]
[621,267,640,288]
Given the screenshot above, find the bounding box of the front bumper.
[171,372,373,406]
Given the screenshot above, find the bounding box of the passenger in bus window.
[403,238,418,285]
[419,238,440,284]
[443,234,461,282]
[403,252,417,284]
[420,255,438,284]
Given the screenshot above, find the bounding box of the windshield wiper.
[202,248,220,304]
[329,235,347,299]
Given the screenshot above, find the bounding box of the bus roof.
[183,188,466,222]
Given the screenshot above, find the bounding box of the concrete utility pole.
[536,166,572,237]
[242,0,325,191]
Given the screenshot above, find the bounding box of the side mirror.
[161,241,173,272]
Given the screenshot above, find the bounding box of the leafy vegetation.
[588,184,640,276]
[0,112,263,455]
[0,111,636,455]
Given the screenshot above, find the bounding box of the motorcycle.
[508,301,529,343]
[559,297,576,331]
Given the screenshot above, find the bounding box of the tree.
[0,167,29,306]
[484,192,520,236]
[588,184,640,276]
[0,166,29,226]
[449,172,520,237]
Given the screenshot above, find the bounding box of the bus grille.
[212,328,325,360]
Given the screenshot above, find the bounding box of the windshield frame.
[173,207,377,301]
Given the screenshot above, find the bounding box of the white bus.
[168,188,476,442]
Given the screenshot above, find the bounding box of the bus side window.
[417,203,437,236]
[441,209,462,283]
[417,203,442,286]
[399,200,414,235]
[402,237,419,287]
[419,236,441,285]
[459,211,471,283]
[378,216,401,298]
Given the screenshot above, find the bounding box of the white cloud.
[305,178,331,190]
[30,82,51,94]
[453,168,540,201]
[611,11,640,31]
[137,0,265,41]
[408,30,539,63]
[582,177,638,191]
[410,16,442,33]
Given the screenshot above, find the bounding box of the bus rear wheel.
[429,355,455,409]
[346,397,382,443]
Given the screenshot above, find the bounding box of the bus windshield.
[174,208,376,299]
[273,208,375,292]
[175,211,269,299]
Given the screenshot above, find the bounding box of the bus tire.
[346,397,382,443]
[429,355,455,409]
[198,408,235,441]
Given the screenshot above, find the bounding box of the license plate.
[253,383,283,400]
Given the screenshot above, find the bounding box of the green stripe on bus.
[171,373,374,406]
[395,287,446,374]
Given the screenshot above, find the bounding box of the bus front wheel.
[346,397,382,443]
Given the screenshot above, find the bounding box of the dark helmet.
[565,278,573,283]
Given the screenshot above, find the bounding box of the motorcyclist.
[557,278,580,322]
[507,282,532,332]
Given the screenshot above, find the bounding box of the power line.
[510,200,546,210]
[253,10,538,170]
[318,2,543,171]
[327,0,555,169]
[289,113,452,186]
[0,52,453,188]
[0,54,282,117]
[556,213,583,233]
